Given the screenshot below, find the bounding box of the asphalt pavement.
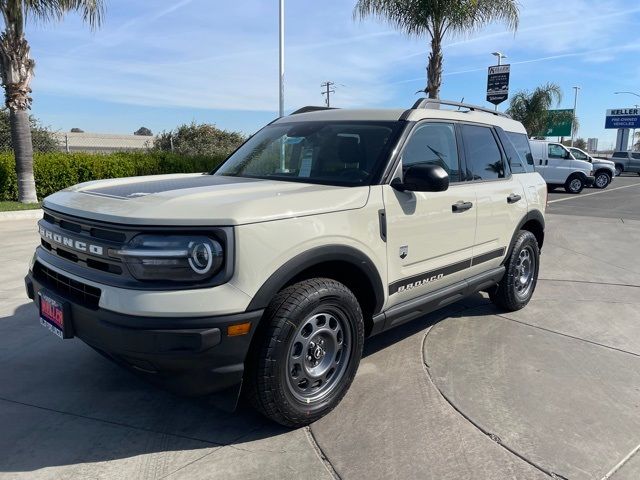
[2,176,640,479]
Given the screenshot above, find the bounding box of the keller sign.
[605,108,640,129]
[486,64,510,106]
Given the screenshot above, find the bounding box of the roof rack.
[289,106,338,115]
[412,98,511,118]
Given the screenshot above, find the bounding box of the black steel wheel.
[490,230,540,312]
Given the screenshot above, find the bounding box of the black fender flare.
[504,210,545,263]
[246,245,385,314]
[567,171,587,183]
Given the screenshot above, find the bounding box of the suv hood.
[43,174,370,226]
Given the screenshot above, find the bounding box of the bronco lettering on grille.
[39,226,104,256]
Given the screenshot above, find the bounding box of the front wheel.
[490,230,540,312]
[615,164,623,176]
[564,175,585,194]
[246,278,364,427]
[594,172,611,189]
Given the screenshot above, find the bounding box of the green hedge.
[0,151,227,201]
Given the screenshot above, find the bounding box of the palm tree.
[0,0,104,203]
[354,0,519,99]
[507,83,574,137]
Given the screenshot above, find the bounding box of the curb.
[0,209,43,222]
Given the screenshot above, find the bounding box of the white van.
[529,140,594,193]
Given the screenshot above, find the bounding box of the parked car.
[568,147,615,189]
[529,140,594,193]
[25,99,547,427]
[609,151,640,176]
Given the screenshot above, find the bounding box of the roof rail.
[289,106,338,115]
[412,98,511,118]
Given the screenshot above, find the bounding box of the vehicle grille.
[33,262,101,309]
[40,209,128,276]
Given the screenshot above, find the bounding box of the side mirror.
[564,151,572,159]
[393,164,449,192]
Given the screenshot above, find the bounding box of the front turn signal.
[227,322,251,337]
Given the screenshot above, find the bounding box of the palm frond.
[22,0,105,29]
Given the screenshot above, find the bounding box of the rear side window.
[402,122,461,182]
[461,124,505,180]
[503,131,534,173]
[632,153,640,160]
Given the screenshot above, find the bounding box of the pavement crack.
[0,395,224,446]
[601,442,640,479]
[495,314,640,359]
[305,426,342,480]
[538,278,640,289]
[422,329,561,479]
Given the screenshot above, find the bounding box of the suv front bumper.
[25,270,263,396]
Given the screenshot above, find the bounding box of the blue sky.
[24,0,640,148]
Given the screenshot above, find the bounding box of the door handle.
[545,159,549,166]
[452,201,473,213]
[539,159,543,165]
[507,194,522,204]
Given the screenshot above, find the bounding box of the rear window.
[505,132,535,173]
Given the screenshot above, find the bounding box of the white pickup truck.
[530,140,594,193]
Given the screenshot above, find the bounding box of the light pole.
[492,51,507,66]
[491,52,507,111]
[614,92,640,150]
[571,86,580,147]
[278,0,285,118]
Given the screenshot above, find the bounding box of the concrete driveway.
[2,177,640,479]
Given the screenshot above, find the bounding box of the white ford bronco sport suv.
[25,99,546,427]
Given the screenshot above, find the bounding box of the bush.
[0,151,226,201]
[154,122,245,157]
[0,108,60,153]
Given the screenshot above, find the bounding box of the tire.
[593,171,611,189]
[615,164,623,176]
[490,230,540,312]
[564,175,584,194]
[246,278,364,427]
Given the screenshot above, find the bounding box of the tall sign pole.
[278,0,285,118]
[571,86,580,147]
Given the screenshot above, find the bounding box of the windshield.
[214,121,402,186]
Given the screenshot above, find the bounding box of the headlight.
[114,235,224,282]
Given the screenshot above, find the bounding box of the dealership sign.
[605,108,640,129]
[486,65,510,106]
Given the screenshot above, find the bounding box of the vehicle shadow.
[0,293,498,474]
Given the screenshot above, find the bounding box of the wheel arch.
[246,245,385,334]
[505,210,545,263]
[594,168,612,178]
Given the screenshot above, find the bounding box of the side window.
[461,124,505,180]
[632,153,640,160]
[571,149,587,160]
[401,123,460,182]
[548,144,567,159]
[498,129,532,174]
[613,152,626,158]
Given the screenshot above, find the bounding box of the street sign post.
[605,108,640,129]
[486,64,510,106]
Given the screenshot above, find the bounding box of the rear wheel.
[246,278,364,427]
[490,230,540,312]
[594,171,611,189]
[564,175,585,194]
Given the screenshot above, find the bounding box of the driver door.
[383,122,477,309]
